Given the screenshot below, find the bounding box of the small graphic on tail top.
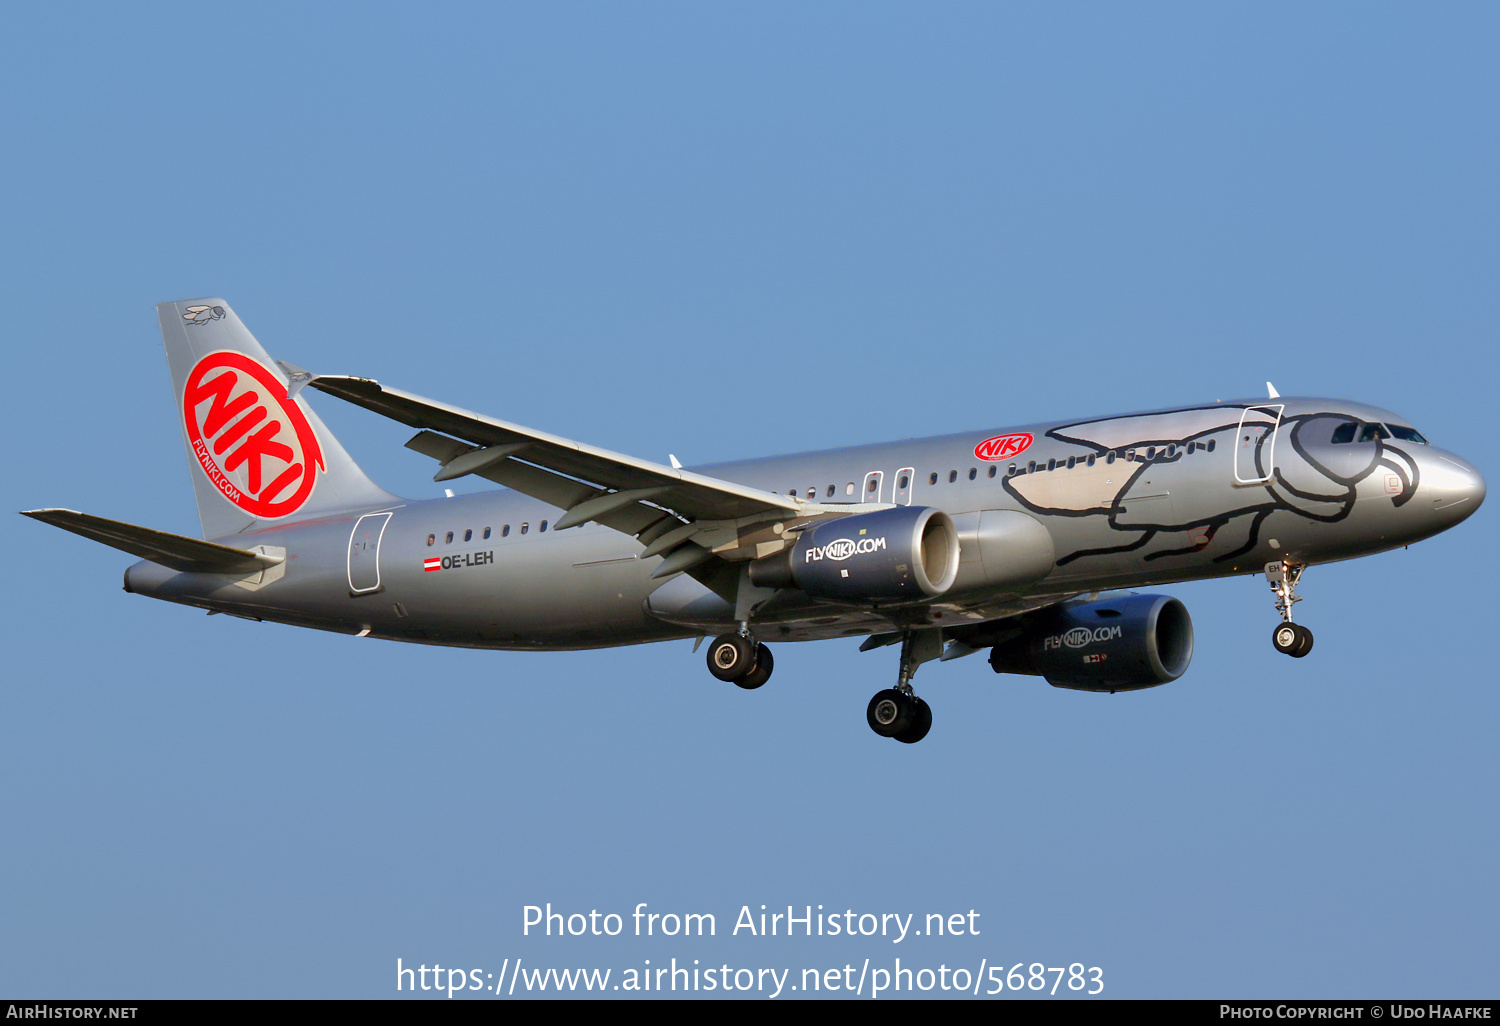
[183,305,225,325]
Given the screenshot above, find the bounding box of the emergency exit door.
[348,512,393,595]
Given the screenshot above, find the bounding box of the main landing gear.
[1266,559,1314,658]
[706,631,774,689]
[867,689,932,744]
[865,629,941,744]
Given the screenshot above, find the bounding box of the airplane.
[23,298,1487,744]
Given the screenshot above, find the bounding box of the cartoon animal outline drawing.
[182,305,226,325]
[999,405,1422,567]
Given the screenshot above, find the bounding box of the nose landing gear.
[1266,560,1314,658]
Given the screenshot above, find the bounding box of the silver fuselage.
[124,397,1485,650]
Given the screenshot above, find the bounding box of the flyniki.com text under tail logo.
[183,350,326,519]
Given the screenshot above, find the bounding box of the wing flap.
[21,509,284,574]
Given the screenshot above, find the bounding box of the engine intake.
[987,593,1193,692]
[750,505,959,601]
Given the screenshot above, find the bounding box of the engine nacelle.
[988,593,1193,692]
[749,505,960,601]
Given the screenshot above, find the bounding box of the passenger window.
[1066,456,1075,470]
[929,472,938,486]
[868,479,879,494]
[826,485,835,497]
[899,474,909,489]
[445,531,454,544]
[988,465,997,478]
[520,523,529,535]
[1330,422,1357,444]
[1086,454,1096,467]
[464,529,472,542]
[1126,449,1137,462]
[1358,423,1391,443]
[1106,451,1116,464]
[426,534,435,547]
[1206,439,1216,452]
[540,520,548,532]
[968,467,977,480]
[502,525,511,537]
[1047,459,1057,471]
[845,482,855,496]
[1166,444,1176,458]
[807,488,816,500]
[1386,424,1428,444]
[1027,461,1037,474]
[483,527,491,540]
[948,470,957,483]
[1007,464,1017,476]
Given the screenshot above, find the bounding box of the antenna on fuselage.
[1266,382,1280,399]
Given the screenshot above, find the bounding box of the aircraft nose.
[1421,452,1485,525]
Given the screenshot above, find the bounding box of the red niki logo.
[973,432,1034,462]
[182,351,325,518]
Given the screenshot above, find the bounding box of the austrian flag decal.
[423,557,441,572]
[182,351,326,519]
[974,432,1034,462]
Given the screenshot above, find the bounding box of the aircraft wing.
[306,375,805,581]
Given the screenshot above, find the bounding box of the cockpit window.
[1357,423,1391,443]
[1330,422,1357,444]
[1385,424,1428,444]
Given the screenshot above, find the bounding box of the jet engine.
[987,593,1193,692]
[749,505,960,601]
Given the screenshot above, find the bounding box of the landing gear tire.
[867,689,914,738]
[1291,624,1313,657]
[893,696,932,744]
[736,644,774,689]
[1272,623,1314,658]
[707,633,758,682]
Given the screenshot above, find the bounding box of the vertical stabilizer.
[158,298,400,539]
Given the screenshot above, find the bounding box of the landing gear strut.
[706,568,778,689]
[706,631,774,689]
[1266,559,1314,658]
[865,629,940,743]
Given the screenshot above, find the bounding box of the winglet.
[275,360,317,401]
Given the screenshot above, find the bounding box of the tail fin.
[158,298,400,539]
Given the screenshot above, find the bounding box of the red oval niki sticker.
[974,432,1034,462]
[183,351,325,519]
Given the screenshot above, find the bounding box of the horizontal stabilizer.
[21,509,284,574]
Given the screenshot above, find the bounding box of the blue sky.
[2,2,1495,999]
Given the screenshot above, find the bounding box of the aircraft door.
[894,467,914,505]
[348,512,393,595]
[1233,405,1284,486]
[862,470,884,504]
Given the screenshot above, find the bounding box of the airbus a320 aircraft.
[24,299,1486,743]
